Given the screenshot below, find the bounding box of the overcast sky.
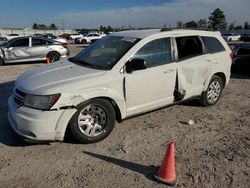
[0,0,249,29]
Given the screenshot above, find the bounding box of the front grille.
[13,89,26,107]
[15,89,26,97]
[14,96,23,105]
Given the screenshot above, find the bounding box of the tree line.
[177,8,249,30]
[32,23,58,30]
[32,8,249,32]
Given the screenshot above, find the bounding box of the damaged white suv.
[8,29,232,144]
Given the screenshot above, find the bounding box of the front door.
[4,37,30,62]
[125,37,177,116]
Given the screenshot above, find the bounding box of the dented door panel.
[177,54,213,99]
[4,46,31,62]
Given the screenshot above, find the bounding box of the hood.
[16,60,106,94]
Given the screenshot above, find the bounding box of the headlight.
[24,94,61,110]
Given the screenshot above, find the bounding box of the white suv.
[8,29,232,143]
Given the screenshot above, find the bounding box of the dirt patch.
[0,44,249,187]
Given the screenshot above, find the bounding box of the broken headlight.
[24,94,61,110]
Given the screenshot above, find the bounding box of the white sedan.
[69,33,83,40]
[222,33,241,42]
[75,33,106,44]
[3,34,21,40]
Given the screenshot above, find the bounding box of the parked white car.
[69,33,83,40]
[75,33,106,44]
[0,36,69,65]
[8,29,232,144]
[3,34,21,41]
[42,34,67,44]
[222,33,241,42]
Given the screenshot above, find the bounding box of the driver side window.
[10,38,29,47]
[133,38,172,68]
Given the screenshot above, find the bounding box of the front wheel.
[200,75,223,106]
[69,99,116,144]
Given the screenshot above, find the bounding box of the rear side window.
[32,38,47,46]
[176,36,203,60]
[133,38,172,68]
[202,36,225,54]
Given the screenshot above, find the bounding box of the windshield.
[69,36,138,70]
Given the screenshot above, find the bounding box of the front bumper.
[8,94,71,141]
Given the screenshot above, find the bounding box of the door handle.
[164,69,175,74]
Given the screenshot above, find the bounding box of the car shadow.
[0,81,41,147]
[178,99,203,107]
[82,151,157,182]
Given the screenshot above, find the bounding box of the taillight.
[62,43,68,48]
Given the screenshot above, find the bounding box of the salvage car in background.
[222,33,241,42]
[42,33,67,44]
[2,34,20,41]
[59,33,71,40]
[0,36,69,65]
[232,43,250,71]
[240,34,250,42]
[75,33,105,44]
[69,33,83,40]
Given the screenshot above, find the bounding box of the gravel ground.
[0,42,249,188]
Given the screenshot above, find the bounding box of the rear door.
[30,38,49,59]
[4,38,30,62]
[175,36,212,99]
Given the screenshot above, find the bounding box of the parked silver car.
[0,36,69,65]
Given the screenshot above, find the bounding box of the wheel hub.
[77,104,107,137]
[207,81,221,103]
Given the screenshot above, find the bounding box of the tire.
[200,75,223,106]
[47,52,60,63]
[69,99,116,144]
[81,39,87,44]
[0,58,4,66]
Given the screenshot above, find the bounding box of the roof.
[111,29,161,39]
[110,29,220,39]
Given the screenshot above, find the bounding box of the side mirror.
[126,58,147,73]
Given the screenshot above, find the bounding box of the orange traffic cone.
[154,141,177,186]
[46,57,51,64]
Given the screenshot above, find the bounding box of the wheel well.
[0,57,5,65]
[95,97,122,123]
[214,72,226,88]
[47,51,60,58]
[81,39,87,43]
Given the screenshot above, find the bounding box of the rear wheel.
[0,58,4,66]
[200,75,223,106]
[69,99,116,144]
[81,39,87,44]
[47,52,60,63]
